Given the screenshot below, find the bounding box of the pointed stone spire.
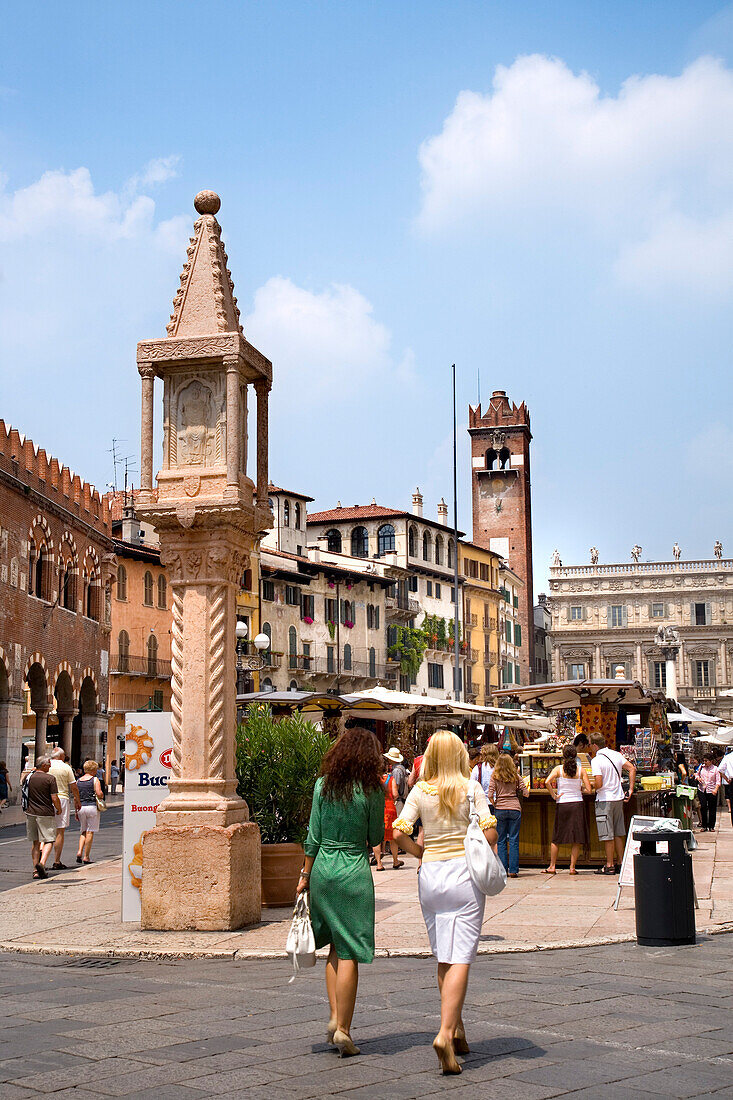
[167,191,242,338]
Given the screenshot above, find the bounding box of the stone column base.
[141,822,261,931]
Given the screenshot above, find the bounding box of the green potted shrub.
[236,703,331,907]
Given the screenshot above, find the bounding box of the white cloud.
[0,166,187,247]
[244,276,409,395]
[0,164,188,488]
[417,54,733,293]
[126,155,182,195]
[615,210,733,296]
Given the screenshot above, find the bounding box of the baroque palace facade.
[547,552,733,722]
[0,420,114,783]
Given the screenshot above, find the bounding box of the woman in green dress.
[297,727,385,1058]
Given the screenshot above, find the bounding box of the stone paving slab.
[0,941,731,1097]
[1,815,731,960]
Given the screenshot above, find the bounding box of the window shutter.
[582,606,588,620]
[606,605,611,626]
[647,604,653,619]
[690,602,696,625]
[705,601,712,626]
[622,606,628,628]
[340,599,345,624]
[664,603,669,618]
[375,606,379,629]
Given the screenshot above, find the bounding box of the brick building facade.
[0,421,114,785]
[469,391,534,684]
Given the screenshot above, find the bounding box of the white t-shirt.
[718,753,733,783]
[470,762,494,798]
[591,748,625,801]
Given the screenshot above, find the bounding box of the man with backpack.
[21,756,62,880]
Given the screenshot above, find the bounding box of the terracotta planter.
[261,842,304,908]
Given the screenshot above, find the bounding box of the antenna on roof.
[477,367,481,407]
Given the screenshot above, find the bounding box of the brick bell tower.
[469,390,534,685]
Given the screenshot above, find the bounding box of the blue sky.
[1,1,732,592]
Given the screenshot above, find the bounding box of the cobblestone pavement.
[0,935,732,1098]
[0,804,124,894]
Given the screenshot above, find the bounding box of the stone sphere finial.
[194,190,221,215]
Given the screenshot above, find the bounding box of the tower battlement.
[469,390,530,431]
[0,420,111,533]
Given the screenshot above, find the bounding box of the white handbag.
[286,891,316,981]
[464,786,507,896]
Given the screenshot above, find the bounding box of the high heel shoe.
[327,1018,337,1045]
[433,1035,462,1074]
[454,1022,470,1054]
[333,1030,360,1057]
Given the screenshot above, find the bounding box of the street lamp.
[236,620,270,694]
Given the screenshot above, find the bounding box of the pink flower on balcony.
[328,581,335,589]
[302,616,314,625]
[344,620,355,629]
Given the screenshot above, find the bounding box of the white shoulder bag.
[286,891,316,981]
[464,784,507,896]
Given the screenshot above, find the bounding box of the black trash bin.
[633,829,695,947]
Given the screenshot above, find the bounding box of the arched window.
[448,539,454,569]
[143,571,154,606]
[117,563,127,601]
[33,545,47,599]
[326,529,342,553]
[261,676,273,691]
[435,535,443,565]
[377,524,395,554]
[85,575,97,619]
[343,643,352,671]
[499,446,510,470]
[147,633,158,677]
[351,526,368,557]
[288,626,298,669]
[485,447,497,470]
[283,500,290,527]
[28,539,35,594]
[59,560,73,610]
[408,526,417,557]
[262,621,272,659]
[289,680,299,691]
[118,630,130,673]
[157,574,167,609]
[294,502,301,529]
[422,530,432,562]
[369,647,376,678]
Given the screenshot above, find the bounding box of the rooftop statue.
[631,544,642,562]
[589,546,599,565]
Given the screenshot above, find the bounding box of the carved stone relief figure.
[177,380,216,467]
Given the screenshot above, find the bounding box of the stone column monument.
[136,190,272,930]
[654,625,681,702]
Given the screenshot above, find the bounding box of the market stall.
[494,679,668,867]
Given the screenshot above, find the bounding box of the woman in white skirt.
[393,730,497,1075]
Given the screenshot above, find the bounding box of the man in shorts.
[589,732,636,876]
[49,748,81,869]
[22,756,62,880]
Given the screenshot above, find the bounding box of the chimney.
[121,505,142,544]
[412,487,423,517]
[437,498,448,525]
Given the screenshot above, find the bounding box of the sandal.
[594,865,615,875]
[374,865,384,871]
[392,861,404,869]
[542,868,556,874]
[569,869,579,875]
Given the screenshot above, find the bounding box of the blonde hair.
[493,753,519,784]
[83,759,99,776]
[481,744,499,765]
[421,729,470,816]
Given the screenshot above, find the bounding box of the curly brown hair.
[320,726,384,803]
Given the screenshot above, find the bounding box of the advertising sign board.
[122,712,172,922]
